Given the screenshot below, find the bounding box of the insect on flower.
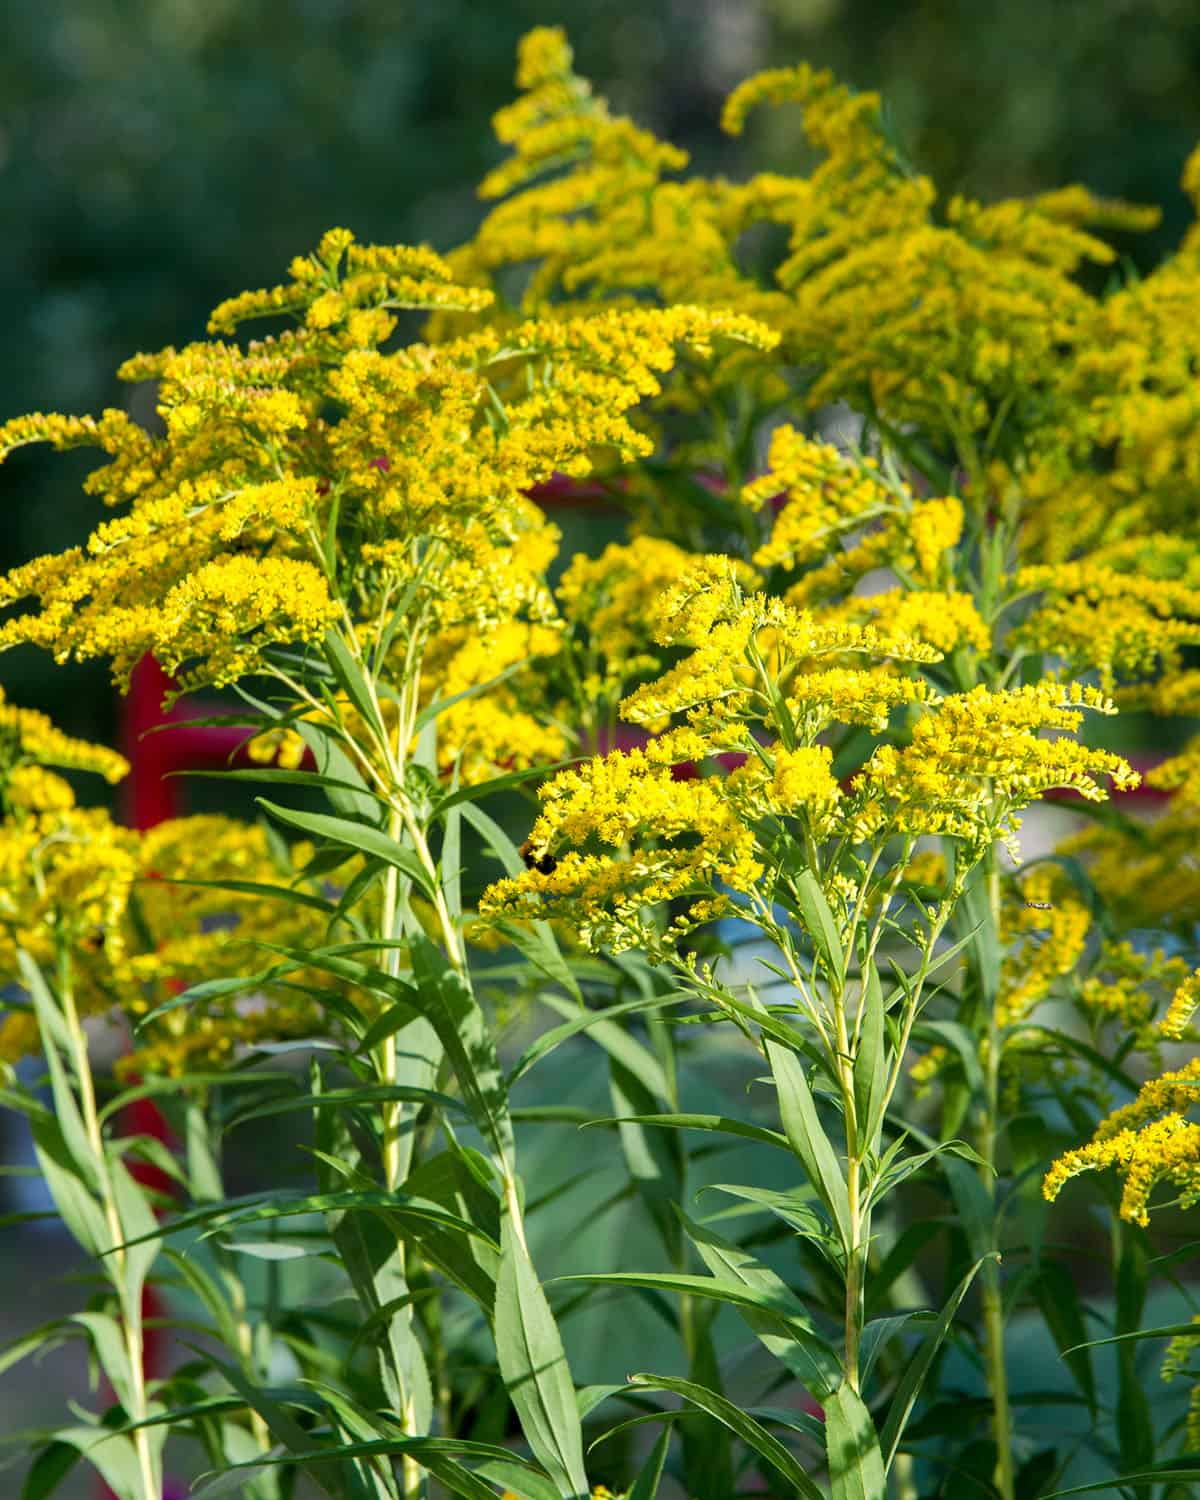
[519,839,558,876]
[1025,900,1054,910]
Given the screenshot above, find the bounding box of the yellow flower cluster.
[742,427,897,572]
[0,696,346,1078]
[1014,551,1200,688]
[1043,1111,1200,1226]
[1145,741,1200,808]
[0,688,129,792]
[1,222,772,699]
[835,588,991,658]
[854,682,1139,851]
[996,866,1091,1029]
[1044,1053,1200,1224]
[725,743,844,838]
[421,620,567,784]
[556,537,708,711]
[1075,941,1191,1060]
[208,228,494,335]
[620,569,939,746]
[479,746,759,954]
[113,817,334,1078]
[1160,969,1200,1041]
[0,697,136,1009]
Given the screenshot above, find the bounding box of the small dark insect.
[81,928,106,951]
[519,839,558,876]
[1025,900,1053,911]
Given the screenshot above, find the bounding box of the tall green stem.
[834,985,866,1391]
[60,976,160,1500]
[977,855,1015,1500]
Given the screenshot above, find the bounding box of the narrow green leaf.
[169,766,382,804]
[627,1374,825,1500]
[700,1182,841,1263]
[71,1312,135,1416]
[627,1425,672,1500]
[414,661,526,735]
[1064,1321,1200,1353]
[21,1440,80,1500]
[581,1113,789,1152]
[508,996,684,1087]
[186,1350,340,1499]
[28,1112,110,1258]
[536,991,669,1101]
[435,756,575,812]
[441,799,463,923]
[912,1020,985,1101]
[879,1254,995,1470]
[291,723,380,826]
[853,961,887,1148]
[792,868,846,983]
[683,1214,843,1399]
[490,918,583,1005]
[39,1427,149,1500]
[1031,1260,1096,1413]
[825,1382,886,1500]
[472,1458,561,1500]
[224,1084,465,1131]
[941,1155,994,1264]
[765,1038,851,1250]
[458,800,523,877]
[323,629,387,746]
[256,801,435,900]
[19,953,103,1194]
[495,1213,589,1500]
[1043,1473,1200,1498]
[407,933,513,1172]
[132,969,294,1034]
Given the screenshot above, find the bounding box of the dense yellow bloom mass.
[479,746,759,953]
[1015,549,1200,688]
[1043,1112,1200,1226]
[854,681,1138,851]
[1045,1052,1200,1224]
[0,229,773,697]
[0,695,344,1075]
[1062,799,1200,932]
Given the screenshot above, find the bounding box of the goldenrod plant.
[2,24,1200,1500]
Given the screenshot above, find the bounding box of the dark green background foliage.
[3,0,1200,742]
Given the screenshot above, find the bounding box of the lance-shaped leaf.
[256,800,436,901]
[824,1382,886,1500]
[765,1038,851,1251]
[683,1214,844,1400]
[625,1374,825,1500]
[879,1254,995,1470]
[792,868,847,985]
[495,1213,589,1500]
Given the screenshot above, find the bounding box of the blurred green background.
[4,0,1200,749]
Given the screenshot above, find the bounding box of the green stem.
[60,974,159,1500]
[977,855,1016,1500]
[833,983,866,1391]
